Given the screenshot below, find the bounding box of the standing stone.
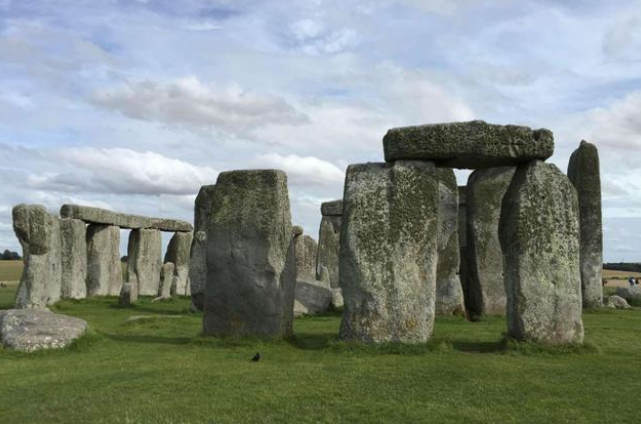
[86,224,122,297]
[119,275,138,306]
[339,161,439,344]
[316,200,342,288]
[12,205,62,309]
[189,231,207,311]
[203,170,296,338]
[466,167,516,320]
[127,229,162,297]
[164,231,193,296]
[157,262,175,300]
[59,218,87,299]
[500,160,584,345]
[568,140,603,308]
[458,186,469,311]
[294,232,318,281]
[436,169,464,315]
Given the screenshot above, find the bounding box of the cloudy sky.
[1,0,640,261]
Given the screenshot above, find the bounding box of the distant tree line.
[603,263,641,273]
[1,250,21,260]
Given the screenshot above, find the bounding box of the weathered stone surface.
[331,288,344,309]
[13,205,62,309]
[321,200,343,216]
[60,204,192,232]
[188,231,207,311]
[568,140,603,308]
[316,214,342,288]
[294,279,333,317]
[203,170,296,338]
[60,218,87,299]
[86,224,122,297]
[383,120,554,169]
[466,167,515,319]
[194,185,217,233]
[436,169,464,315]
[500,160,583,345]
[127,229,162,297]
[339,161,439,343]
[0,309,87,352]
[292,225,304,236]
[605,295,630,309]
[157,262,175,300]
[294,234,318,281]
[165,231,193,296]
[457,186,470,314]
[615,285,641,302]
[119,277,138,306]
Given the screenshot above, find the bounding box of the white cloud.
[252,153,345,187]
[91,77,308,135]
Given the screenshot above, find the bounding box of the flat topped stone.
[383,120,554,169]
[60,204,192,232]
[321,200,343,216]
[0,309,87,352]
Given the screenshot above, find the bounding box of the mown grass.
[1,281,641,424]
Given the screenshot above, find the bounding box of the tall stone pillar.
[165,231,193,296]
[87,224,122,296]
[60,218,87,299]
[189,185,216,310]
[127,228,162,297]
[12,204,62,308]
[293,230,318,281]
[316,200,342,288]
[466,166,515,319]
[339,161,439,344]
[203,170,296,338]
[500,160,584,345]
[568,140,603,308]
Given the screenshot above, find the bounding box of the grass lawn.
[0,281,640,424]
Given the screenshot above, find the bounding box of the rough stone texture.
[294,279,333,317]
[157,262,175,299]
[500,160,584,345]
[13,204,62,309]
[60,204,192,232]
[194,185,217,233]
[321,200,343,216]
[0,309,87,352]
[605,295,630,309]
[339,161,439,344]
[119,278,138,306]
[203,170,296,338]
[86,224,123,297]
[294,234,318,281]
[60,218,87,299]
[568,140,603,308]
[316,214,342,288]
[615,285,641,302]
[127,229,162,297]
[188,231,207,311]
[436,169,464,315]
[383,120,554,169]
[292,225,304,236]
[466,167,516,319]
[457,186,469,314]
[164,231,193,296]
[332,288,344,308]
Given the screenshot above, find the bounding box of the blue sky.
[1,0,640,261]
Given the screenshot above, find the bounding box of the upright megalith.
[12,205,62,309]
[466,167,515,319]
[127,229,162,297]
[59,218,87,299]
[86,224,122,296]
[436,168,464,315]
[164,231,193,296]
[568,140,603,308]
[157,262,175,300]
[188,231,207,311]
[383,121,554,168]
[316,200,342,288]
[339,161,439,344]
[293,231,318,281]
[500,160,584,345]
[203,170,296,338]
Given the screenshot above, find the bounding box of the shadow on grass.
[100,332,193,346]
[450,340,505,354]
[288,332,336,350]
[107,304,191,316]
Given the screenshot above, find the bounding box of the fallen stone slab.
[568,140,603,308]
[294,279,333,317]
[60,204,192,232]
[339,161,439,343]
[0,309,87,352]
[500,160,583,345]
[605,295,630,309]
[383,120,554,169]
[615,285,641,302]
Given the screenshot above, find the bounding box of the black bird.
[251,352,261,362]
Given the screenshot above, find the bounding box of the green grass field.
[2,263,641,423]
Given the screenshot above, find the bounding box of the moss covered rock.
[87,224,123,297]
[294,233,318,281]
[316,211,342,289]
[500,160,583,345]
